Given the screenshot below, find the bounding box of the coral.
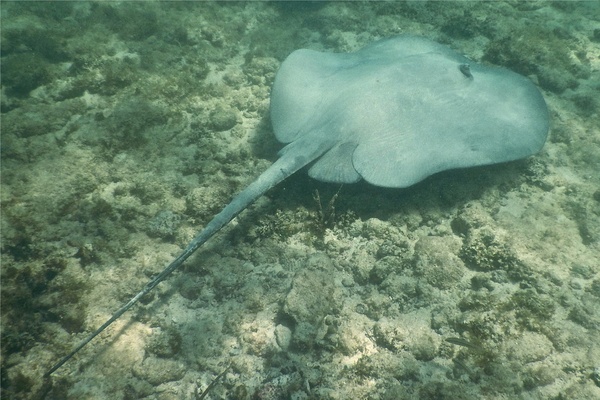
[0,255,86,367]
[102,97,168,150]
[1,53,52,96]
[132,357,186,385]
[413,236,465,290]
[483,29,589,94]
[510,290,556,331]
[89,2,160,42]
[459,228,521,273]
[146,327,182,358]
[570,90,600,116]
[440,10,484,39]
[148,210,181,239]
[208,105,239,132]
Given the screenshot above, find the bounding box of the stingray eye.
[459,63,473,79]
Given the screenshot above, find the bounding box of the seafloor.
[1,1,599,399]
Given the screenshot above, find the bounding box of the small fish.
[459,63,473,79]
[445,337,482,351]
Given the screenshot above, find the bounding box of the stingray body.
[271,35,549,187]
[46,35,549,375]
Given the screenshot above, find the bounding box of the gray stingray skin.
[45,35,549,376]
[271,35,549,187]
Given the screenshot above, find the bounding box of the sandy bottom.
[2,2,599,399]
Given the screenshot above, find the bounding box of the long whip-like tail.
[44,149,320,376]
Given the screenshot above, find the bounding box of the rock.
[132,356,186,385]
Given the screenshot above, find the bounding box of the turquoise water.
[1,2,599,399]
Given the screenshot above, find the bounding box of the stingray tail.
[44,141,325,376]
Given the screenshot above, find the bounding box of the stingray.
[45,35,549,376]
